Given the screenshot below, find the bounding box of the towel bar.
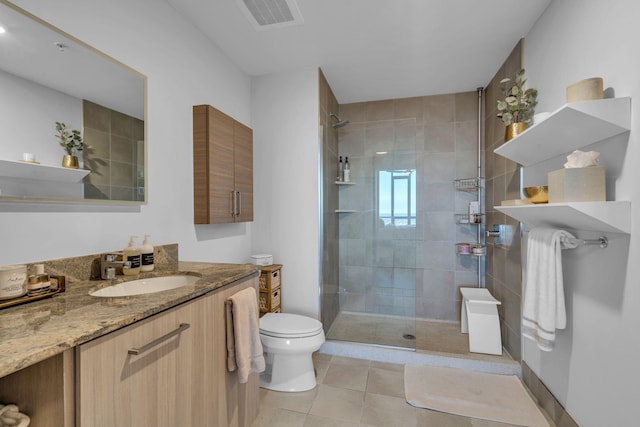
[564,235,608,249]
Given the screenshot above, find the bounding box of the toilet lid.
[259,313,324,338]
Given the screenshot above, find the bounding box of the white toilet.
[259,312,325,392]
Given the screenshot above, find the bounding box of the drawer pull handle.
[128,323,190,355]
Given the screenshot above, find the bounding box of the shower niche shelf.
[335,209,357,213]
[335,181,355,185]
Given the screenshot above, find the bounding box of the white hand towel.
[225,287,265,383]
[522,228,577,351]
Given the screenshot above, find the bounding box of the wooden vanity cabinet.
[76,274,259,427]
[193,104,254,224]
[0,350,75,427]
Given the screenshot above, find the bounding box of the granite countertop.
[0,261,261,378]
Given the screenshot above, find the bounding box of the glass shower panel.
[330,118,418,349]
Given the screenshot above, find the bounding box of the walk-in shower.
[321,89,488,356]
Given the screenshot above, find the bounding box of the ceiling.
[168,0,551,104]
[0,1,144,119]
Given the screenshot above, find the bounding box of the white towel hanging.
[522,228,577,351]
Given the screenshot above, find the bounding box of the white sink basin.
[90,275,200,297]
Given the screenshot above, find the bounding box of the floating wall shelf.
[495,201,631,234]
[335,209,357,213]
[494,97,631,166]
[335,181,355,185]
[0,159,90,183]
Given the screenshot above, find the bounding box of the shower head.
[329,113,349,128]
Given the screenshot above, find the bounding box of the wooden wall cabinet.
[193,104,254,224]
[76,274,259,427]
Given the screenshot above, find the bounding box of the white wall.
[523,1,640,425]
[1,0,254,264]
[0,70,82,165]
[251,68,321,318]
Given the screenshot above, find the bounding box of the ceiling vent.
[236,0,304,31]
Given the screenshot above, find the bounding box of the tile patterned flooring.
[252,353,555,427]
[326,312,513,363]
[251,312,549,426]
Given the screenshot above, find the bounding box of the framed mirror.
[0,0,146,204]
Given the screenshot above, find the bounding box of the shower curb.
[320,340,521,377]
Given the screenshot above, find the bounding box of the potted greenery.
[496,69,538,141]
[55,121,84,168]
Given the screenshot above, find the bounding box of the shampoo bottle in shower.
[123,235,141,276]
[344,157,351,182]
[338,156,343,181]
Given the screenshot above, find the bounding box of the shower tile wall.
[319,69,340,331]
[338,91,480,322]
[82,100,145,201]
[484,40,523,360]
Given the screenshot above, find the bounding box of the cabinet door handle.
[128,323,190,355]
[230,191,236,216]
[236,191,242,217]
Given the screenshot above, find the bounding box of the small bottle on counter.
[123,236,141,276]
[343,157,351,182]
[140,235,155,272]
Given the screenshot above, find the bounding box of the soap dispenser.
[123,236,141,276]
[140,235,155,272]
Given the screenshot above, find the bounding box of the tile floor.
[327,312,513,363]
[251,353,555,427]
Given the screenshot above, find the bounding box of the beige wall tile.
[423,94,455,123]
[394,97,422,120]
[110,161,134,187]
[365,99,395,121]
[339,103,366,123]
[110,110,133,138]
[423,122,455,152]
[455,91,480,122]
[455,121,479,152]
[110,135,135,163]
[83,100,110,132]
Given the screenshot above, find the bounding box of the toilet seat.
[260,313,323,338]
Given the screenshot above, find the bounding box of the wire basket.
[453,177,483,192]
[454,213,484,225]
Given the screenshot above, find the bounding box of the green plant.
[496,69,538,125]
[55,121,84,155]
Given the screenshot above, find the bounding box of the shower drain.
[403,334,416,340]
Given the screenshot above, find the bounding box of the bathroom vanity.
[0,258,261,427]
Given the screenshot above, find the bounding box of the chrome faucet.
[100,253,126,279]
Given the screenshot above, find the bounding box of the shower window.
[378,169,416,226]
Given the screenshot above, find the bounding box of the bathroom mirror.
[0,0,147,204]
